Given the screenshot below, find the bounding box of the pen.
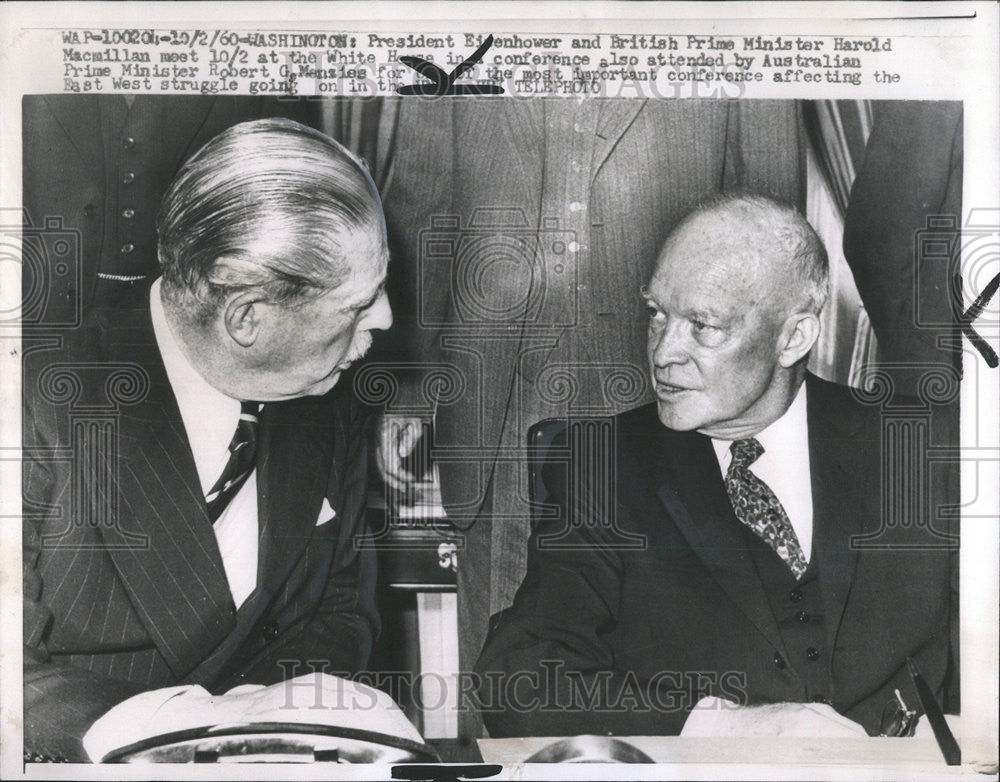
[906,657,960,766]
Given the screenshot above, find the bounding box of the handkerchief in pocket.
[316,497,337,526]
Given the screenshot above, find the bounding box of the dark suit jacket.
[842,101,963,391]
[22,281,378,761]
[475,375,959,737]
[379,99,806,689]
[21,95,316,325]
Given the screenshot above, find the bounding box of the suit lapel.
[591,99,648,184]
[255,395,334,595]
[646,418,785,653]
[98,289,236,679]
[806,375,870,656]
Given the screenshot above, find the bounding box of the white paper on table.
[83,673,423,762]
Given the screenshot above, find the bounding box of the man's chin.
[310,370,344,396]
[655,402,701,432]
[288,369,344,398]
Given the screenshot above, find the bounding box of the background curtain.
[802,99,877,389]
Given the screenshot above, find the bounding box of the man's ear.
[777,311,821,368]
[223,289,266,348]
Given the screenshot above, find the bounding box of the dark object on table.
[879,689,918,737]
[907,658,961,766]
[103,722,440,764]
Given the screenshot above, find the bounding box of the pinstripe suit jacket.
[22,282,378,761]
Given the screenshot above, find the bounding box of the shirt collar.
[711,381,809,469]
[149,278,241,493]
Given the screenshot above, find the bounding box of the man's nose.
[651,321,688,367]
[366,289,393,332]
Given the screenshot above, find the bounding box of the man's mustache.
[344,330,373,364]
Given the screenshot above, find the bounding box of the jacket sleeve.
[842,101,963,378]
[22,400,143,762]
[474,424,691,737]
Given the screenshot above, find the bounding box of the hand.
[376,414,426,493]
[681,696,868,738]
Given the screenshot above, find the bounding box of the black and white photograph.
[1,3,997,778]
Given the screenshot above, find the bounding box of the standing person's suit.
[378,99,805,705]
[842,101,963,391]
[21,95,315,325]
[22,282,378,761]
[476,374,959,737]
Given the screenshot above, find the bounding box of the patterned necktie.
[205,401,260,523]
[724,438,807,579]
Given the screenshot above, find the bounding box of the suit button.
[122,136,135,150]
[121,207,135,219]
[796,610,809,623]
[806,646,820,661]
[122,171,136,185]
[812,694,829,704]
[789,588,803,603]
[83,204,96,219]
[121,243,134,255]
[773,652,786,670]
[261,620,279,641]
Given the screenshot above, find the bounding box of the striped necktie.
[206,401,260,523]
[724,438,807,579]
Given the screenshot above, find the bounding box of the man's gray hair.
[678,193,829,314]
[156,118,387,321]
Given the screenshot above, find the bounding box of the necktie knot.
[231,401,260,453]
[729,437,764,470]
[207,401,261,523]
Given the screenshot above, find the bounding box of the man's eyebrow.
[687,307,725,322]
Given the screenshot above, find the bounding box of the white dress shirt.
[149,278,258,608]
[711,383,813,562]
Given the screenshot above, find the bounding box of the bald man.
[475,194,958,738]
